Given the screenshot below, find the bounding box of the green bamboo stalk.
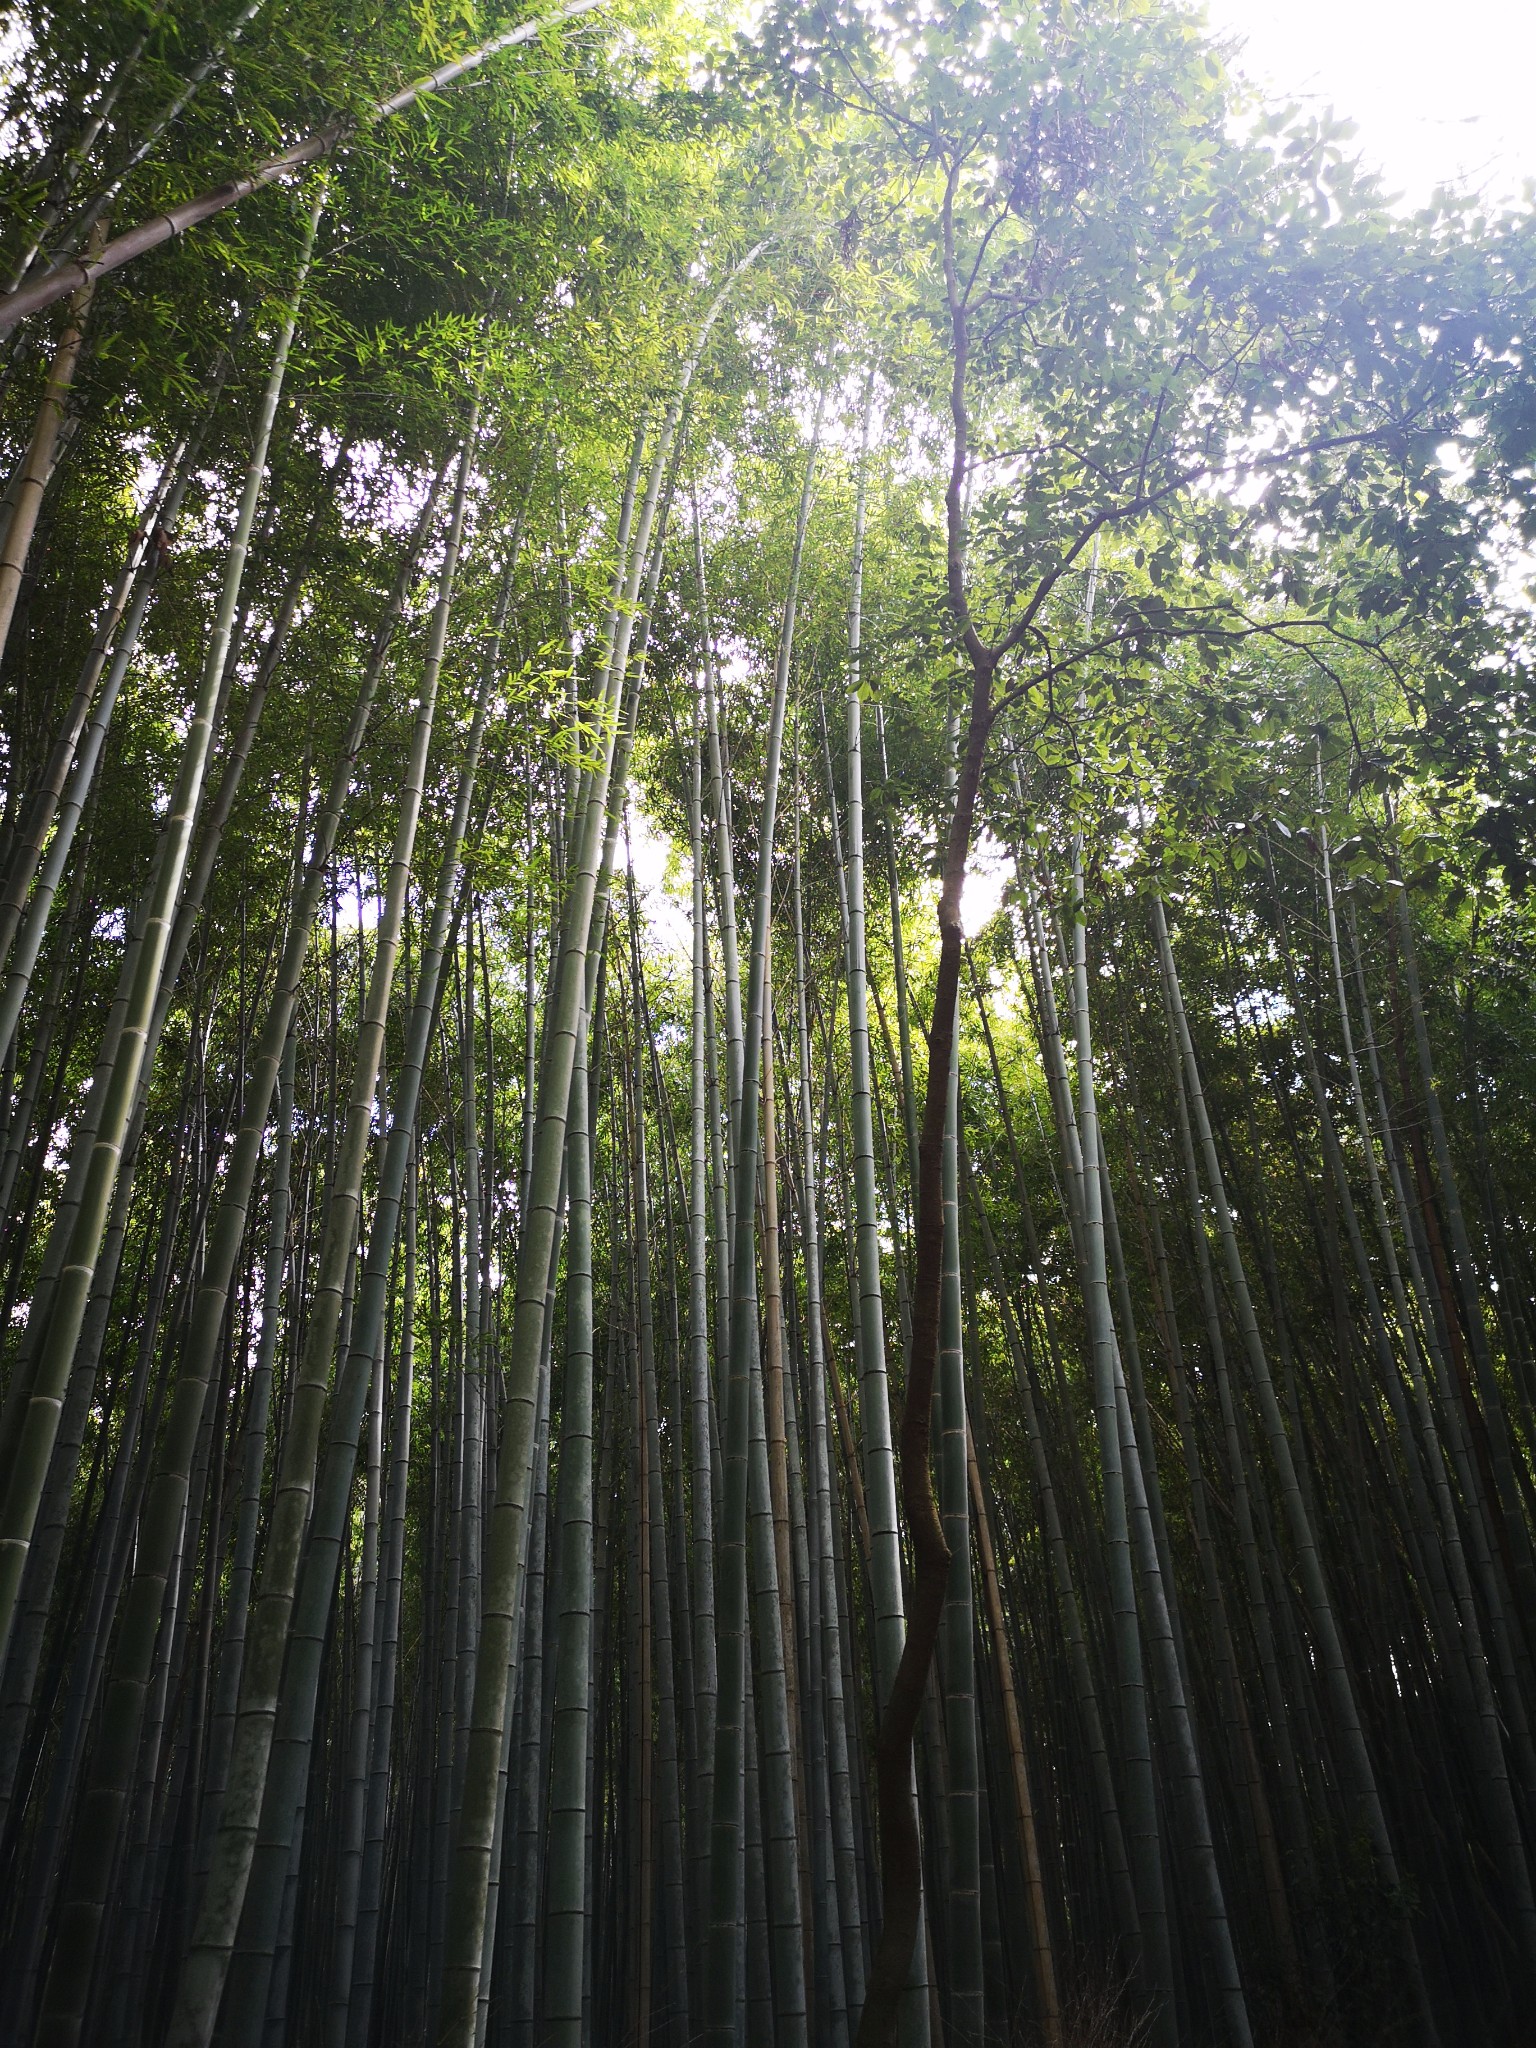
[750,978,810,2048]
[1315,824,1536,1966]
[0,384,217,1009]
[0,801,92,1236]
[163,403,475,2048]
[629,937,690,2038]
[963,1128,1141,1959]
[439,245,767,2048]
[0,186,322,1672]
[791,782,860,2035]
[202,1019,299,1873]
[841,390,932,2046]
[1150,892,1422,1978]
[0,0,610,335]
[703,382,821,2047]
[695,494,744,1151]
[842,389,907,1717]
[0,256,97,669]
[937,1027,983,2047]
[32,435,447,2048]
[237,513,492,2037]
[348,1141,418,2048]
[325,1270,386,2041]
[685,714,719,1936]
[1021,860,1175,2034]
[543,977,597,2046]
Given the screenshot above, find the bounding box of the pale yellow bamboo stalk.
[0,230,102,668]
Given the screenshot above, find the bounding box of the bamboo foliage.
[1,9,1536,2048]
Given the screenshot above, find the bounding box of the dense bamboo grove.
[3,0,1536,2043]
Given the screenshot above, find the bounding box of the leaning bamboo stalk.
[21,441,354,1438]
[1150,890,1428,2004]
[1316,826,1536,1948]
[502,1330,555,2048]
[440,246,766,2048]
[324,1283,387,2043]
[776,1224,832,2040]
[0,388,214,996]
[0,188,321,1672]
[348,1142,417,2045]
[201,1020,299,1875]
[0,767,165,1648]
[0,0,610,335]
[842,382,910,1719]
[163,404,474,2048]
[0,249,98,668]
[42,0,271,266]
[695,493,744,1152]
[935,712,982,2048]
[963,1145,1141,1955]
[1021,856,1175,2034]
[234,537,493,2034]
[0,467,178,1062]
[1072,926,1250,2048]
[0,816,93,1237]
[760,956,808,1954]
[31,436,448,2048]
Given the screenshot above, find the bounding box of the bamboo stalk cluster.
[0,11,1535,2047]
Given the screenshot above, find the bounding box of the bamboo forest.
[5,0,1536,2041]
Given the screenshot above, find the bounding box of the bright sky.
[1201,0,1536,208]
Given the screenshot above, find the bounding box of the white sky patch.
[327,859,385,933]
[962,831,1011,938]
[971,946,1023,1023]
[627,790,694,961]
[1203,0,1536,208]
[333,888,385,933]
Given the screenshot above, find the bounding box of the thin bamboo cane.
[0,187,322,1672]
[164,403,476,2048]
